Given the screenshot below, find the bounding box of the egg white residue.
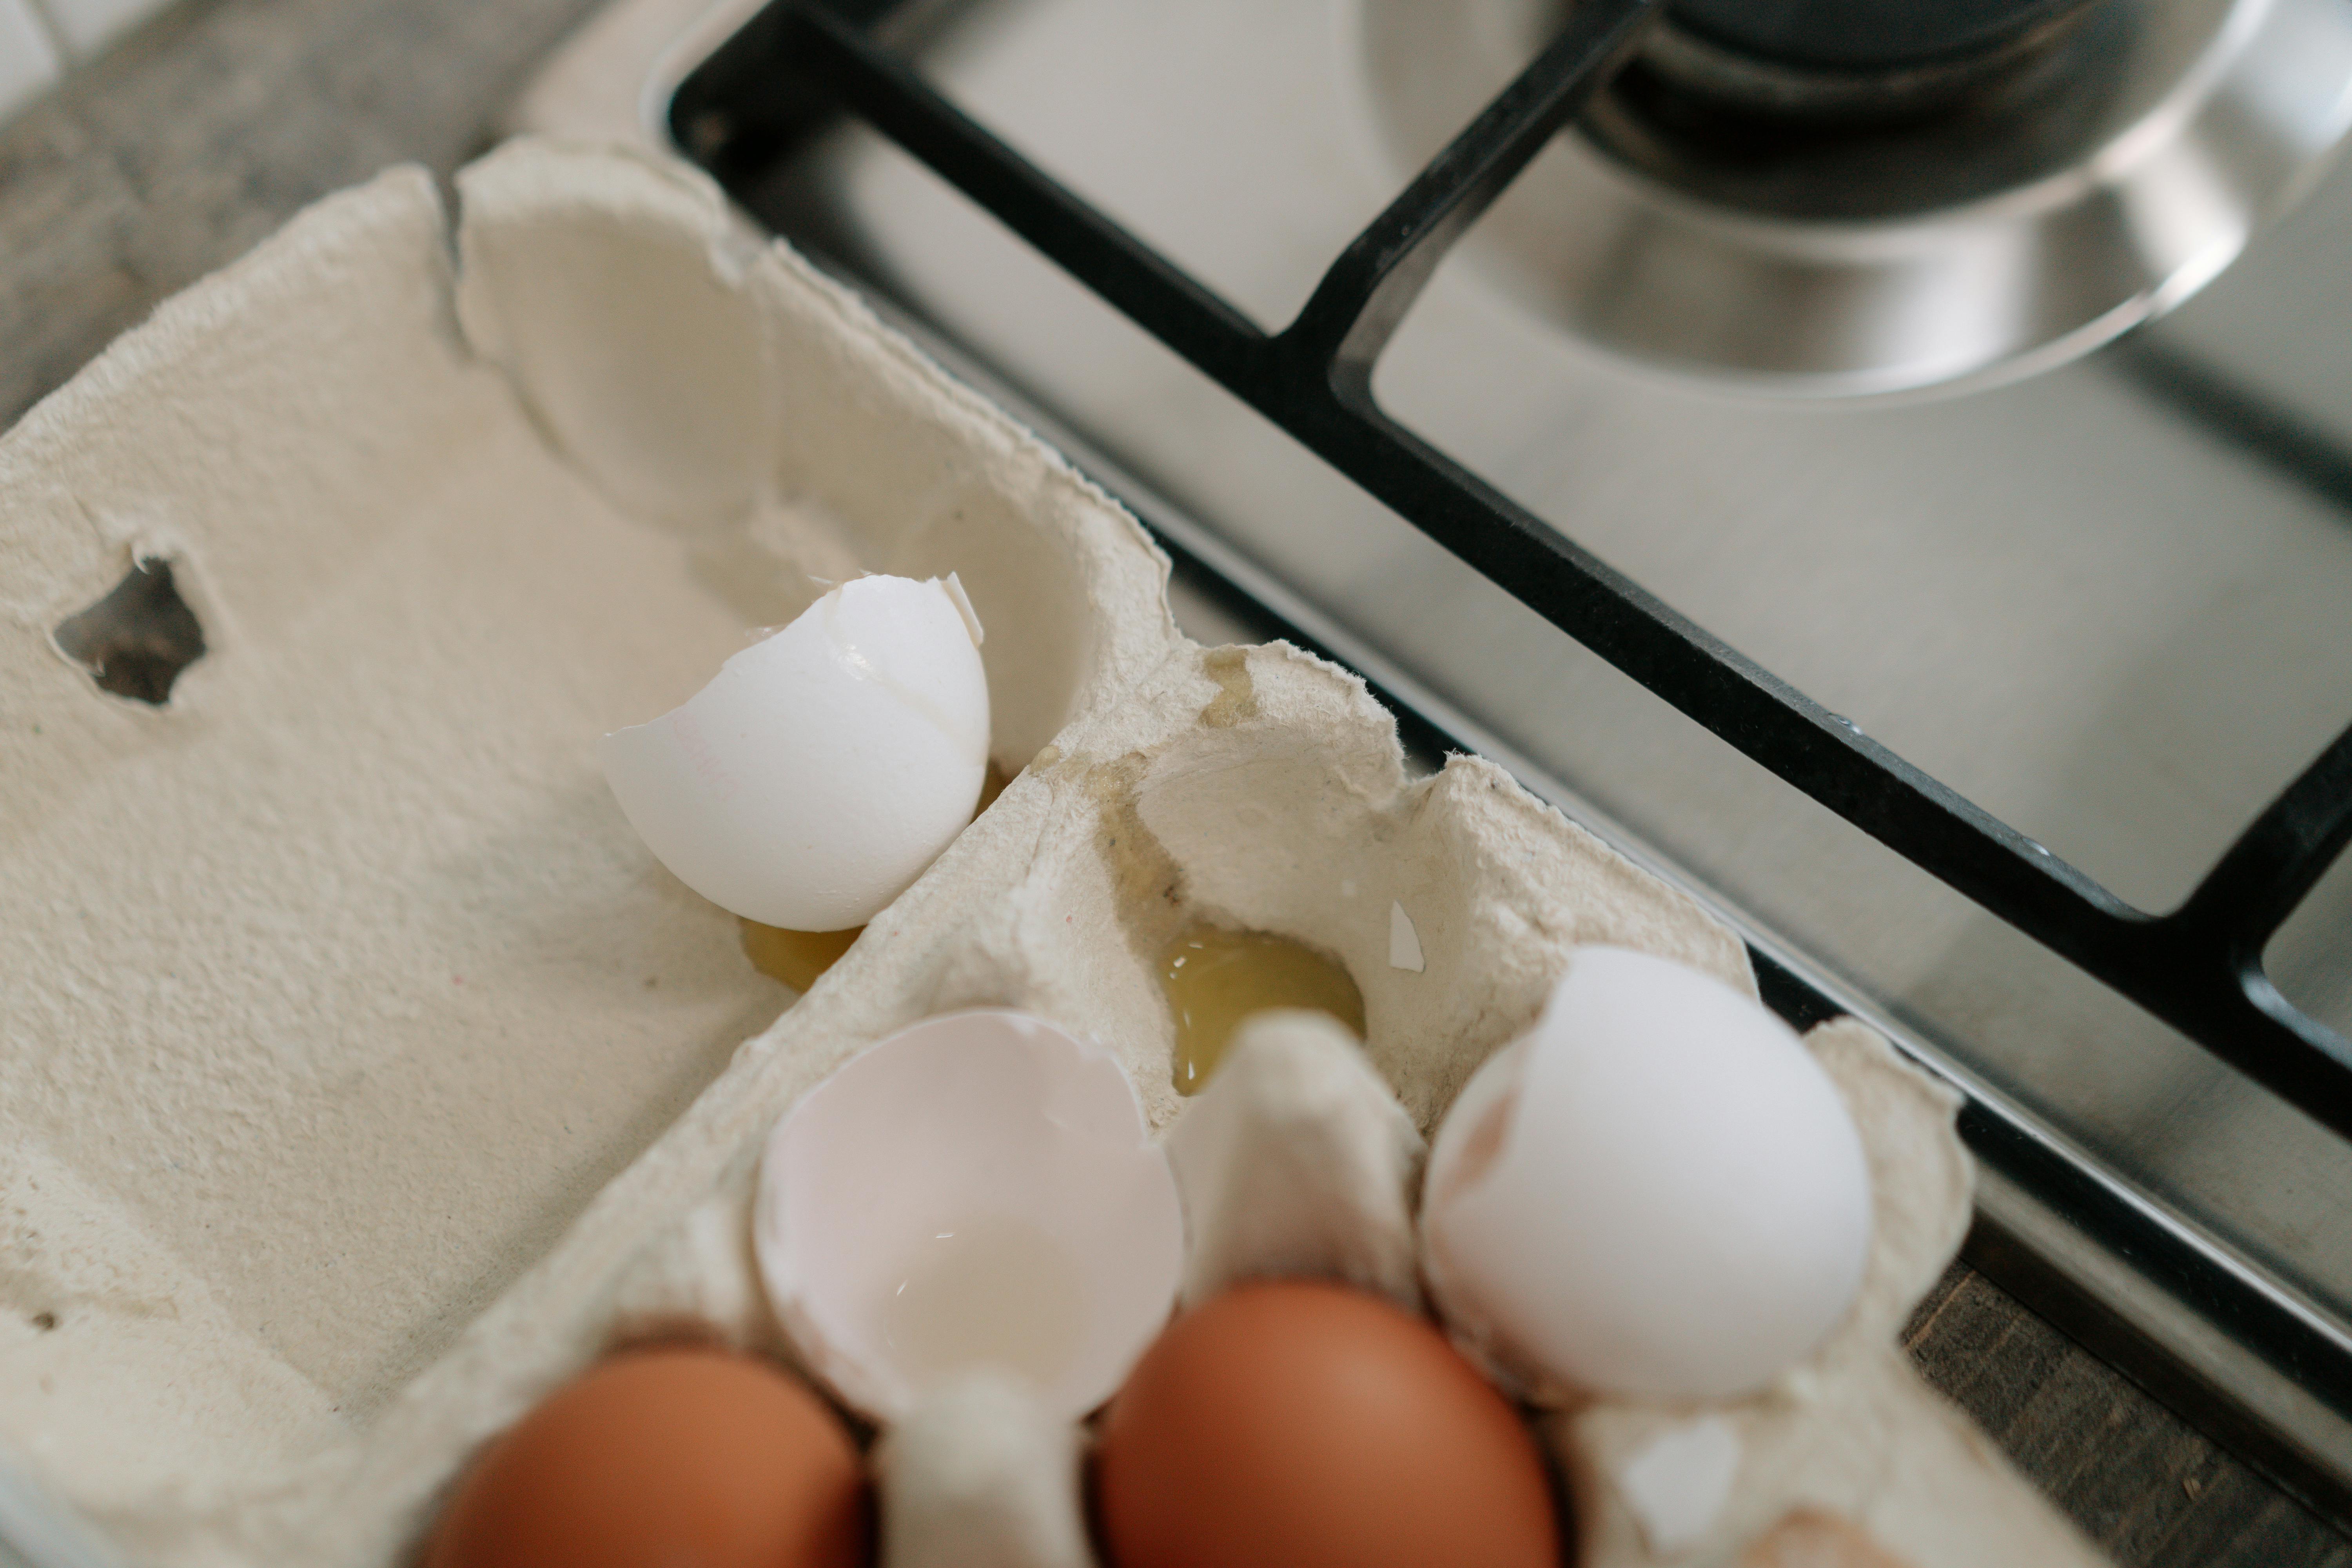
[1420,946,1873,1403]
[756,1010,1184,1425]
[599,573,990,931]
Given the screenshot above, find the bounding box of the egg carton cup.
[0,140,2100,1568]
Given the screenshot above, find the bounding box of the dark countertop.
[2,0,2348,1562]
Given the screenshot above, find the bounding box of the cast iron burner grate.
[669,0,2352,1519]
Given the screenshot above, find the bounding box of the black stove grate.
[678,0,2352,1138]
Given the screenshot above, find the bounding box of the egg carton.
[0,139,2104,1568]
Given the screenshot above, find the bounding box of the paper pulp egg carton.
[0,140,2105,1568]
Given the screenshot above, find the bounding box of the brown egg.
[1093,1279,1561,1568]
[426,1345,869,1568]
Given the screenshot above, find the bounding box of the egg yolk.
[738,762,1016,992]
[742,922,864,991]
[1160,924,1365,1095]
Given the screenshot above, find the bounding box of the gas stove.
[522,0,2352,1519]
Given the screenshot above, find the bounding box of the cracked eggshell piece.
[1162,1010,1425,1312]
[755,1010,1183,1426]
[1421,946,1874,1404]
[599,573,990,931]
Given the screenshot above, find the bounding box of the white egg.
[600,573,990,930]
[1420,946,1873,1403]
[756,1009,1184,1425]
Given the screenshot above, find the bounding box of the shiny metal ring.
[1353,0,2352,398]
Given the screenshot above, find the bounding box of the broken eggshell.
[600,573,991,931]
[1421,945,1875,1404]
[753,1009,1183,1426]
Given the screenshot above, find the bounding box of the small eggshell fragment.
[424,1345,867,1568]
[1093,1280,1560,1568]
[1421,945,1873,1403]
[600,574,989,931]
[756,1009,1183,1425]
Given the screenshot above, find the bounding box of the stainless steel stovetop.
[521,0,2352,1512]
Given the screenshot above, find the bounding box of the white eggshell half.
[1421,946,1873,1403]
[755,1010,1185,1425]
[599,573,990,930]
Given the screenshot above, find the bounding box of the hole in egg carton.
[52,556,207,706]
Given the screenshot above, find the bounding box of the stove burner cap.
[1640,0,2111,124]
[1358,0,2352,396]
[1664,0,2093,75]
